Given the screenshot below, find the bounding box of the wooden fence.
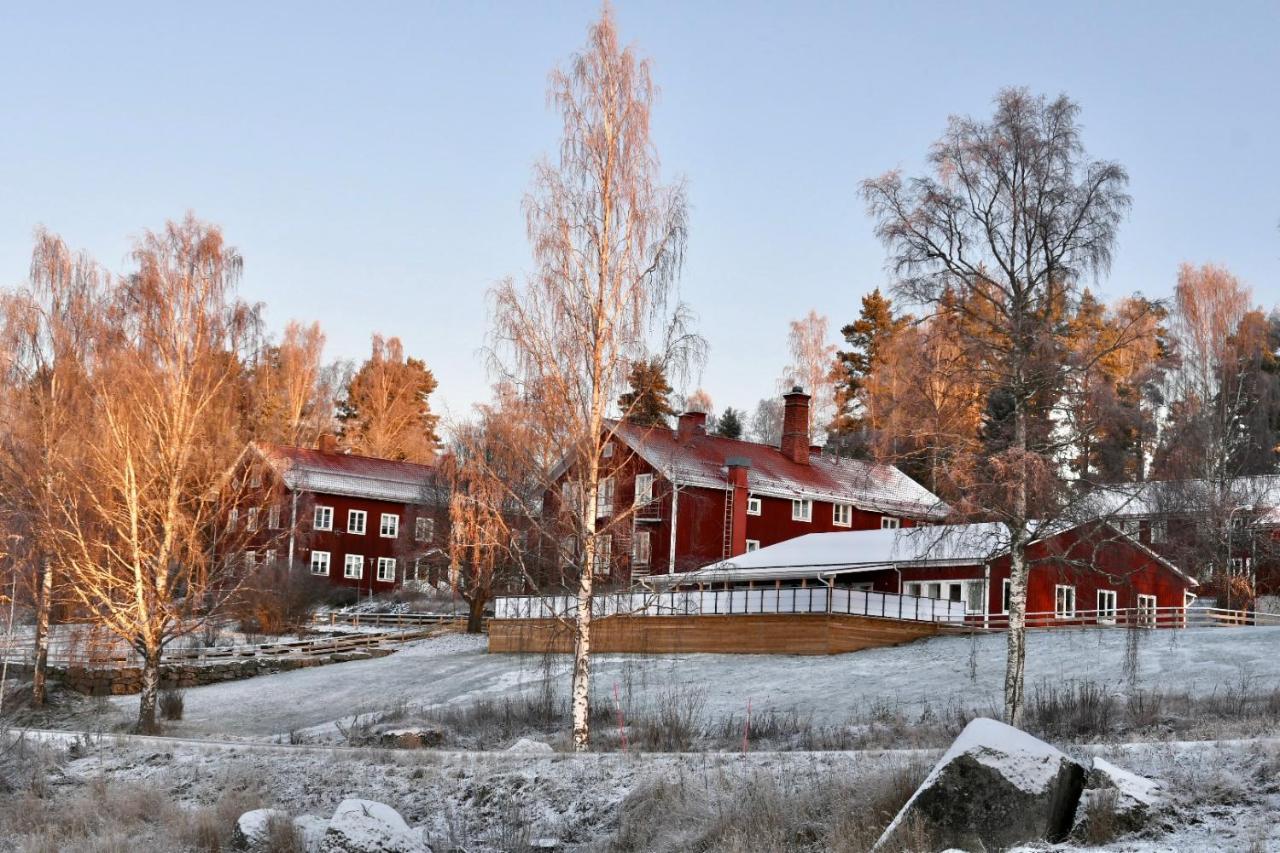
[959,605,1280,632]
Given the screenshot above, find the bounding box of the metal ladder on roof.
[722,486,734,559]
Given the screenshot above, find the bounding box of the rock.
[295,814,331,851]
[319,799,429,853]
[376,726,445,749]
[873,717,1087,852]
[232,808,288,849]
[507,737,555,754]
[1073,757,1165,838]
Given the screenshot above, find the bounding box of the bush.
[233,563,332,636]
[159,688,185,721]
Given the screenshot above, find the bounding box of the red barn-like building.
[661,520,1198,626]
[550,388,947,583]
[240,437,449,593]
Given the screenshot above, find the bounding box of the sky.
[1,1,1277,427]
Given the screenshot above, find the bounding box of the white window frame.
[310,550,330,576]
[746,496,762,516]
[267,505,281,530]
[1001,579,1012,614]
[745,539,760,553]
[1119,518,1139,537]
[791,499,812,522]
[376,557,396,583]
[602,441,614,459]
[228,508,239,530]
[632,530,651,566]
[633,473,654,506]
[1230,556,1252,574]
[412,556,427,581]
[881,516,901,530]
[1097,589,1117,624]
[560,536,577,567]
[313,505,333,531]
[348,509,367,535]
[596,476,615,516]
[415,516,433,542]
[592,534,612,575]
[833,503,852,527]
[379,512,399,538]
[249,467,263,489]
[1137,593,1158,626]
[344,553,364,579]
[905,582,922,597]
[244,550,257,570]
[1149,519,1167,544]
[927,582,942,600]
[1055,584,1076,619]
[246,507,258,531]
[264,549,277,566]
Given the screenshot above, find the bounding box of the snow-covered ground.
[78,625,1280,740]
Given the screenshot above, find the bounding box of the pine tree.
[714,406,744,439]
[832,289,909,440]
[617,359,676,426]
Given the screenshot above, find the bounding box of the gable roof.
[257,444,443,505]
[654,519,1197,587]
[1083,476,1280,520]
[609,420,947,519]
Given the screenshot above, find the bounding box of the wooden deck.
[487,612,941,656]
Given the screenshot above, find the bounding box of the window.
[344,554,364,579]
[264,549,277,566]
[228,508,239,530]
[348,510,367,535]
[602,441,614,458]
[634,473,654,506]
[792,499,812,522]
[745,539,760,552]
[412,556,427,581]
[905,582,922,597]
[1137,594,1158,626]
[1231,515,1247,530]
[1149,519,1167,544]
[268,505,281,530]
[244,550,257,570]
[1002,579,1012,614]
[881,516,901,530]
[313,506,333,531]
[746,496,762,516]
[948,583,963,602]
[560,480,578,513]
[596,477,615,516]
[593,535,612,574]
[560,537,577,566]
[1055,585,1076,619]
[379,513,399,538]
[246,508,258,531]
[310,550,330,576]
[927,582,942,599]
[966,582,985,614]
[250,467,262,488]
[376,557,396,583]
[1230,556,1252,574]
[1119,518,1139,537]
[833,503,852,527]
[633,531,651,566]
[1097,589,1117,624]
[415,516,433,542]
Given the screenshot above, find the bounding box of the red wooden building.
[659,519,1198,626]
[550,387,947,583]
[238,436,449,593]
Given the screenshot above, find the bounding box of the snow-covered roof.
[1083,476,1280,519]
[649,523,1007,586]
[257,444,443,505]
[609,420,947,519]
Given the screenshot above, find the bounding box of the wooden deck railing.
[318,612,464,630]
[958,605,1280,632]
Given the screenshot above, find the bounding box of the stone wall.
[7,648,393,696]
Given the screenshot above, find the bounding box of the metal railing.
[493,587,967,624]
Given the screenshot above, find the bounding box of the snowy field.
[79,624,1280,740]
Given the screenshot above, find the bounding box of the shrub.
[633,686,706,752]
[159,688,185,721]
[234,563,332,636]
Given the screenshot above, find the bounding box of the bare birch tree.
[488,8,699,750]
[863,89,1131,724]
[779,310,837,443]
[47,215,263,731]
[246,320,337,447]
[0,230,105,706]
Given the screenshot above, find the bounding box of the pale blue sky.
[2,2,1277,424]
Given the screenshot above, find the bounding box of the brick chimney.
[677,411,707,444]
[317,432,338,454]
[780,386,810,465]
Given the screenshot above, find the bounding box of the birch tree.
[245,320,338,447]
[489,7,699,750]
[778,310,837,443]
[49,215,262,732]
[338,335,439,462]
[863,89,1130,724]
[0,230,104,706]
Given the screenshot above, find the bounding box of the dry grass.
[159,688,185,721]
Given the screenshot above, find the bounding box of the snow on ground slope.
[84,625,1280,739]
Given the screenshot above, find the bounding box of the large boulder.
[1073,757,1165,839]
[874,718,1087,852]
[319,799,430,853]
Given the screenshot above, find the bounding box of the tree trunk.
[571,541,593,751]
[465,594,486,634]
[136,642,163,733]
[31,557,53,706]
[1003,400,1031,727]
